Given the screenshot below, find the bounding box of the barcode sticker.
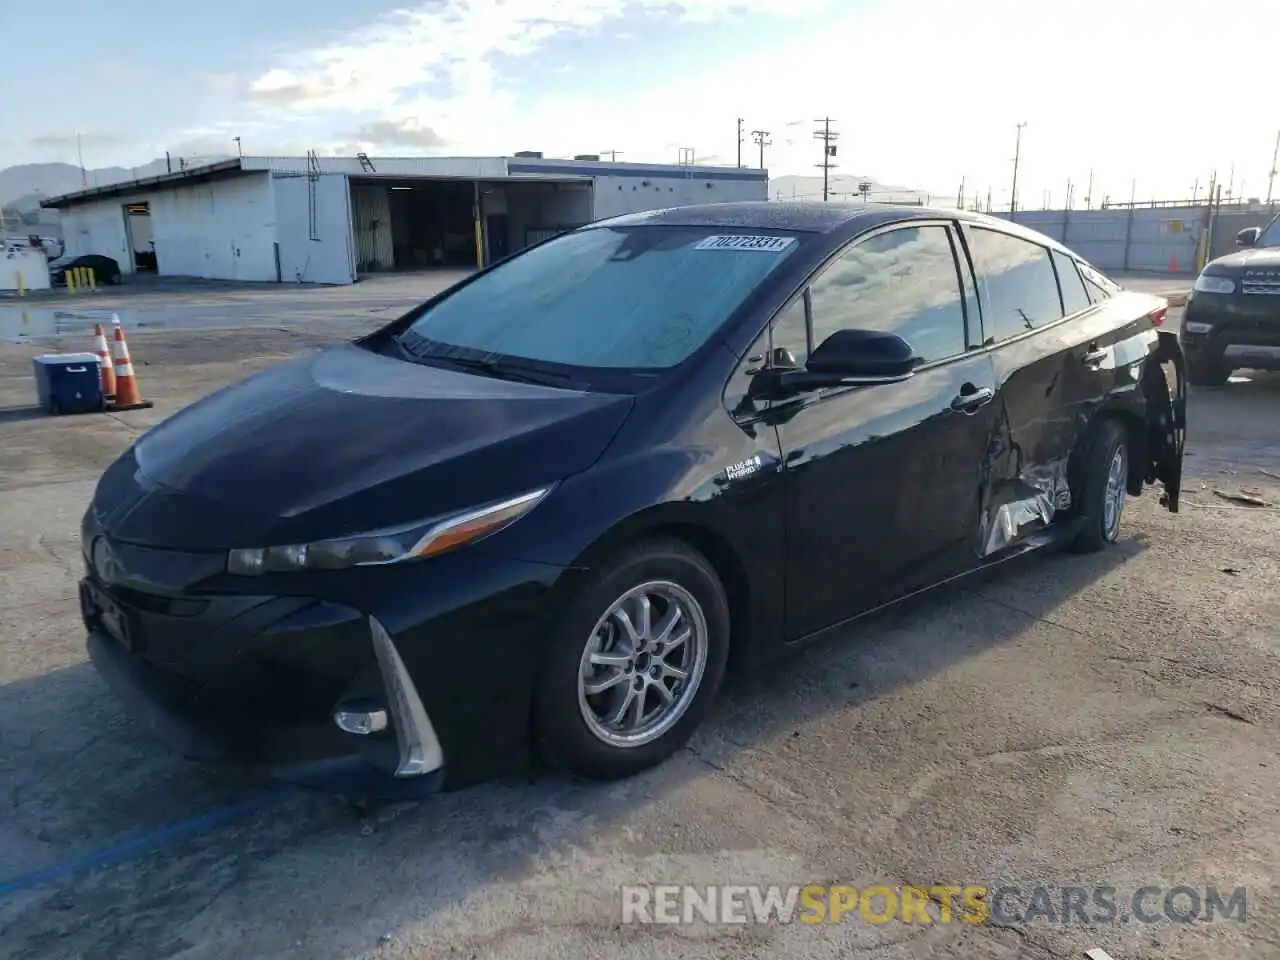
[694,235,796,252]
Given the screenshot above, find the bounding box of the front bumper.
[1181,292,1280,369]
[79,534,571,796]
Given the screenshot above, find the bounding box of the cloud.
[342,120,446,149]
[224,0,1280,203]
[29,132,125,150]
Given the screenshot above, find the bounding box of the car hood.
[1204,246,1280,274]
[94,343,634,550]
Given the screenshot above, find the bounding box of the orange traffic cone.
[91,322,117,404]
[109,321,153,411]
[1169,255,1179,273]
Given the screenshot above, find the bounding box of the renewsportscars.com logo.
[620,884,1248,926]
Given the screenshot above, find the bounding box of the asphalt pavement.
[0,278,1277,960]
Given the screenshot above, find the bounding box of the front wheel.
[533,538,730,780]
[1069,420,1128,554]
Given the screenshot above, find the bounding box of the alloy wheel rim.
[577,580,709,748]
[1103,445,1127,540]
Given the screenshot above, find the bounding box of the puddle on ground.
[0,307,167,345]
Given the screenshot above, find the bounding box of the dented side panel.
[978,293,1167,558]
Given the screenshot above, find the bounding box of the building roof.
[41,154,770,209]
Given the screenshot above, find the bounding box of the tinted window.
[809,225,967,365]
[1051,250,1092,315]
[1078,260,1116,304]
[967,228,1064,343]
[769,297,809,369]
[399,226,800,370]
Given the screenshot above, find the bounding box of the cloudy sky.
[4,0,1278,207]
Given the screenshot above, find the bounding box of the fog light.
[333,701,389,735]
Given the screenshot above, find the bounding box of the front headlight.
[226,486,553,576]
[1193,274,1236,294]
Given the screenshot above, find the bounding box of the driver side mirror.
[1236,226,1261,247]
[779,328,918,393]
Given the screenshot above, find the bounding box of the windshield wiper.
[426,353,575,387]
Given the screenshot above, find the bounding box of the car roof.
[593,201,1074,252]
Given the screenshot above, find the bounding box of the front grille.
[1242,272,1280,296]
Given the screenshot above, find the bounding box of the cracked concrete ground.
[1,277,1278,960]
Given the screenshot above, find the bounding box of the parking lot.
[1,275,1279,960]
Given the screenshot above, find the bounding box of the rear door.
[776,220,998,638]
[959,224,1078,555]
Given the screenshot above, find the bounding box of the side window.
[808,224,968,365]
[769,297,809,369]
[966,227,1065,343]
[1051,249,1092,316]
[1078,261,1116,304]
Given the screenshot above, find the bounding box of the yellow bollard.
[14,270,24,297]
[86,267,97,292]
[66,268,78,294]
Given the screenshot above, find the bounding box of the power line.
[813,118,839,202]
[750,129,771,170]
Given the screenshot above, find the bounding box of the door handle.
[1081,347,1107,366]
[951,385,995,413]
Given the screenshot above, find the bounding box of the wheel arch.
[566,505,756,670]
[1085,406,1148,495]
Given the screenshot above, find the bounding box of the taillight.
[1148,306,1167,327]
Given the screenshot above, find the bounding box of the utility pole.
[750,129,771,170]
[956,176,965,208]
[1267,129,1279,205]
[76,132,87,188]
[1085,168,1095,209]
[600,149,622,162]
[813,117,839,202]
[1009,121,1026,214]
[986,186,992,212]
[736,117,744,168]
[233,136,242,158]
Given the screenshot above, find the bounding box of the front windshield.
[1257,215,1280,248]
[398,225,801,371]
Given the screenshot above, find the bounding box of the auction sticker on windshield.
[694,235,796,252]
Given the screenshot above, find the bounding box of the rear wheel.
[533,538,730,780]
[1069,420,1129,554]
[1186,356,1230,387]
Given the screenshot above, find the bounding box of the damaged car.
[79,202,1187,797]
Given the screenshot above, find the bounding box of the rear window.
[398,226,800,372]
[1078,261,1118,304]
[1051,250,1092,315]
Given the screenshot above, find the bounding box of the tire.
[1068,420,1129,554]
[1186,356,1230,387]
[533,537,730,780]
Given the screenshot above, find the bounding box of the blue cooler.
[32,353,104,415]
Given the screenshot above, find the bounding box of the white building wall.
[273,173,356,284]
[61,197,136,271]
[591,172,766,219]
[148,173,276,281]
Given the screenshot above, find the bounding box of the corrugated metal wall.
[1000,204,1279,274]
[350,185,394,271]
[1001,208,1202,274]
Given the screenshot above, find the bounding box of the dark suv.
[1181,212,1280,385]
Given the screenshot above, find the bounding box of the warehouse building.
[41,153,770,285]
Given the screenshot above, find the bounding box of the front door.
[776,221,999,640]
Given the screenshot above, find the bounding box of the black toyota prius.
[80,202,1186,797]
